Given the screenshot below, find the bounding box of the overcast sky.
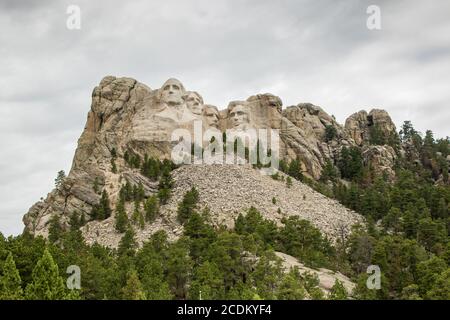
[1,0,449,236]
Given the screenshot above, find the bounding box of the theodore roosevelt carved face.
[203,104,220,128]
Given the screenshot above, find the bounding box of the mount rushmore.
[23,76,401,247]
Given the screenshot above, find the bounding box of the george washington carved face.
[160,78,185,106]
[184,91,204,115]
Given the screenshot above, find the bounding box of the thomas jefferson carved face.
[160,78,185,106]
[203,105,220,128]
[184,91,204,115]
[229,103,250,129]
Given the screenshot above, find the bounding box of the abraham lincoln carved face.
[228,102,250,129]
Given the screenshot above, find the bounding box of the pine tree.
[69,211,81,231]
[92,190,112,220]
[329,279,348,300]
[54,170,66,188]
[48,215,63,243]
[158,167,173,204]
[177,187,199,224]
[25,249,67,300]
[138,211,145,230]
[287,157,303,180]
[286,176,292,188]
[277,269,306,300]
[93,177,100,194]
[144,196,159,222]
[115,199,129,233]
[121,270,146,300]
[324,125,337,142]
[111,159,117,174]
[118,228,137,257]
[0,253,23,300]
[131,201,145,230]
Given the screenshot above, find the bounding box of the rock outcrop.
[362,145,397,180]
[275,252,355,296]
[345,109,397,146]
[80,164,363,248]
[24,76,384,245]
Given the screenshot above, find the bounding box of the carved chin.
[166,99,183,106]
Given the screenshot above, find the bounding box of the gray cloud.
[0,0,449,235]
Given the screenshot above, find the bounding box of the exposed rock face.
[275,252,355,296]
[24,76,374,245]
[344,109,399,179]
[281,103,354,179]
[345,109,397,146]
[81,164,363,248]
[362,145,397,180]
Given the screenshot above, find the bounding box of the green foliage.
[118,228,137,258]
[329,280,348,300]
[91,190,112,221]
[111,159,117,174]
[286,176,292,188]
[177,187,199,224]
[121,270,146,300]
[158,166,174,205]
[338,146,363,180]
[399,120,417,142]
[5,125,450,301]
[93,177,100,194]
[25,249,67,300]
[0,253,23,300]
[166,240,193,299]
[425,268,450,299]
[48,215,63,244]
[276,268,306,300]
[287,157,303,180]
[188,261,223,300]
[234,207,277,248]
[69,211,85,231]
[278,216,335,268]
[369,124,400,148]
[144,195,159,222]
[324,125,338,142]
[115,199,129,233]
[54,170,66,188]
[320,160,339,182]
[124,150,141,169]
[131,202,141,227]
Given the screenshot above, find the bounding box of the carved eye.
[163,85,170,91]
[172,85,180,90]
